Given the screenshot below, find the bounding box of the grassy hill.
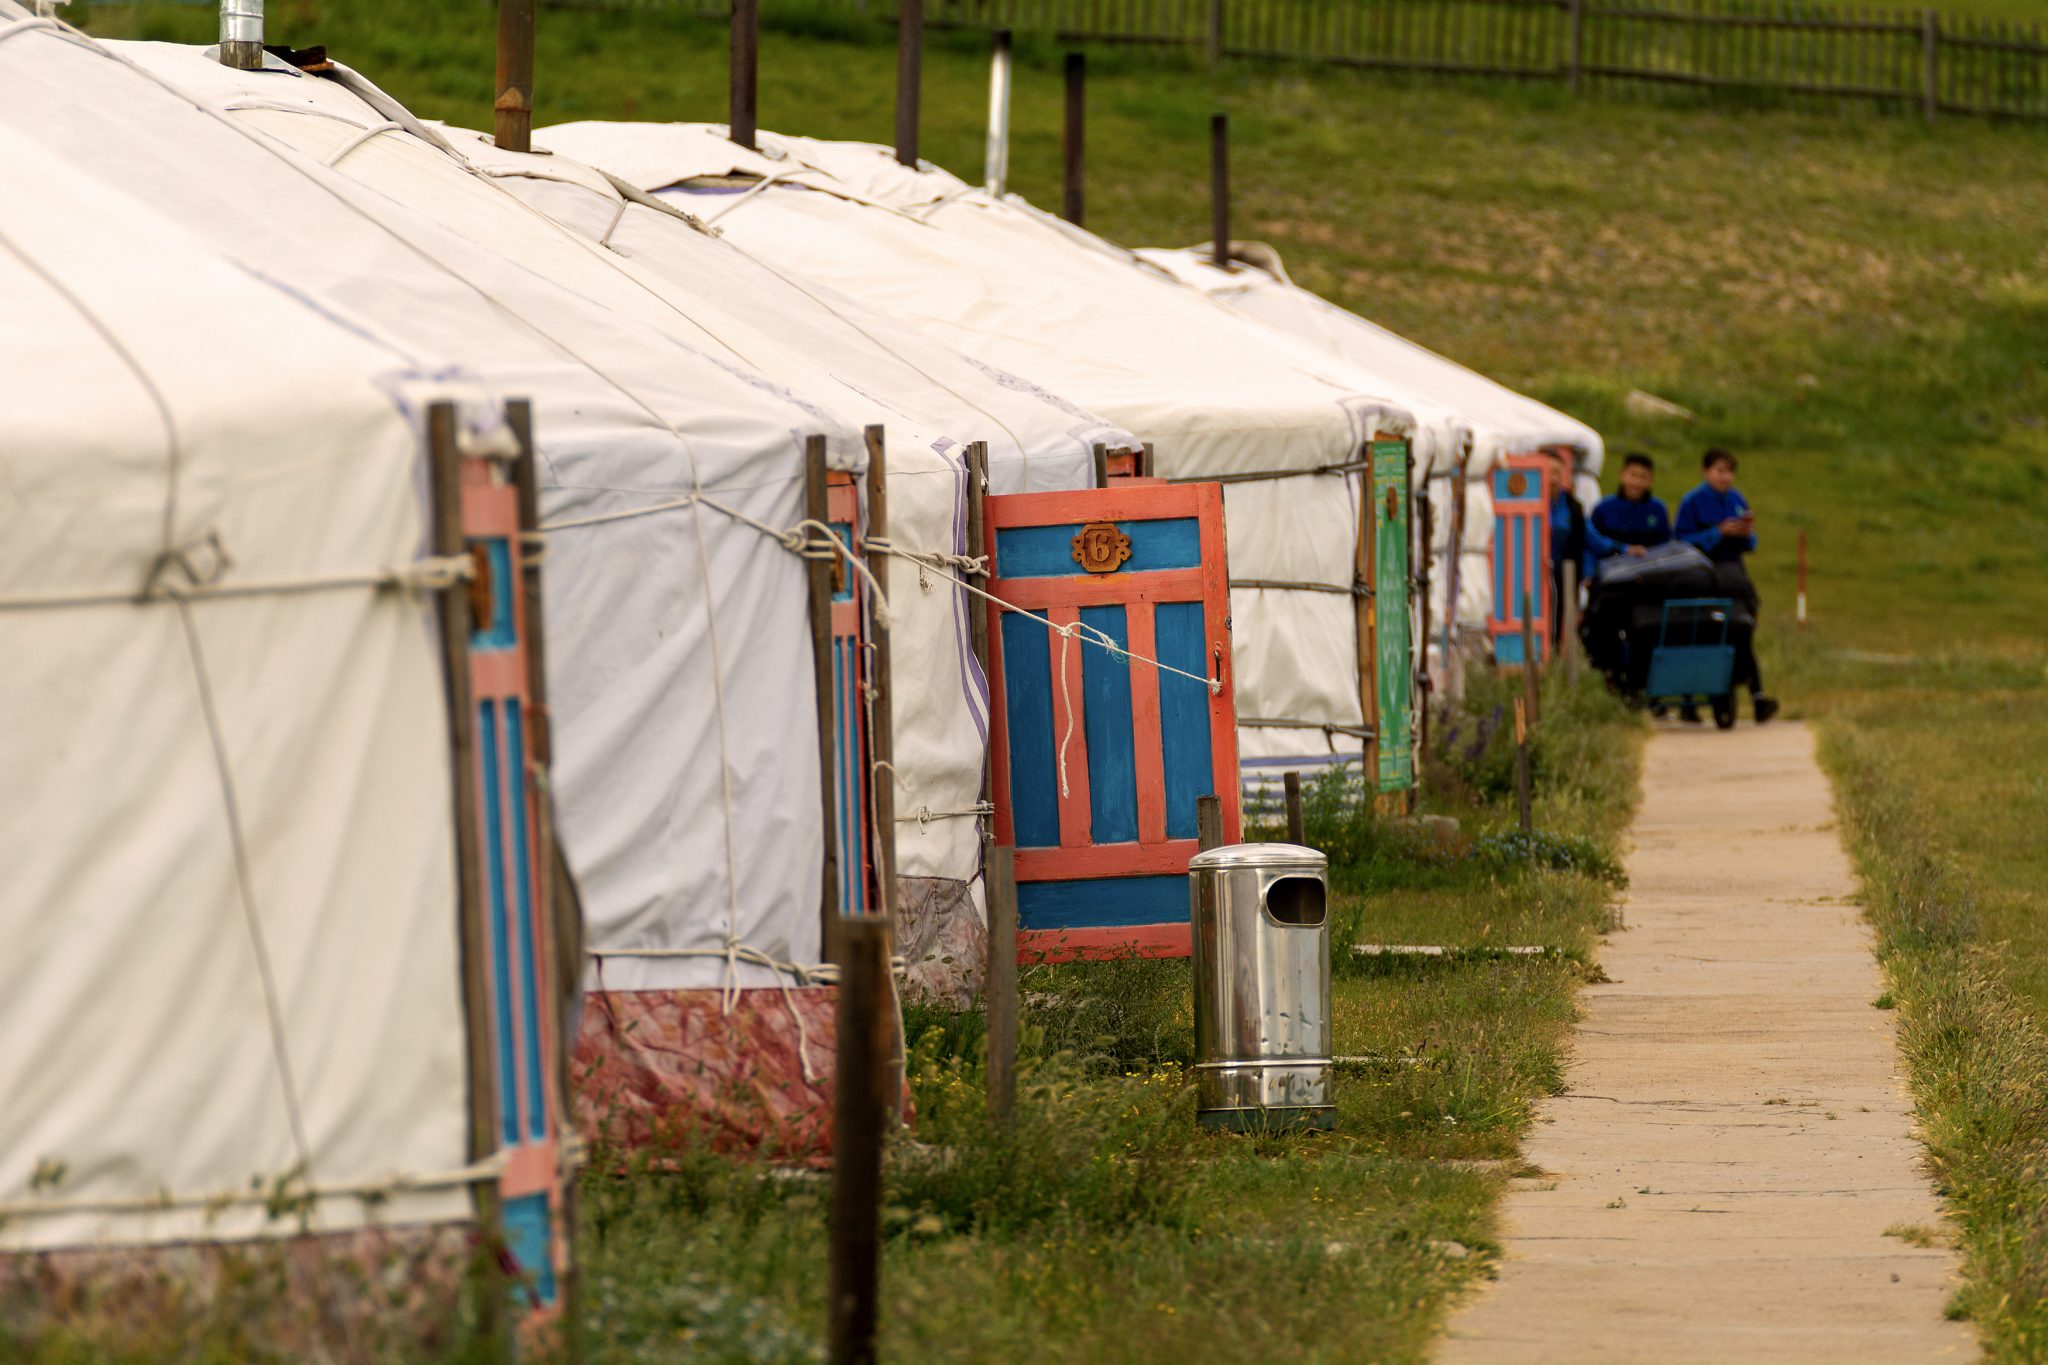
[64,2,2048,1355]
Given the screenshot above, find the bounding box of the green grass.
[48,2,2048,1354]
[569,669,1639,1364]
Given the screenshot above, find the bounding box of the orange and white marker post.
[1797,530,1809,628]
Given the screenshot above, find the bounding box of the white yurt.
[536,121,1423,795]
[0,113,491,1346]
[0,21,941,1157]
[1138,244,1606,657]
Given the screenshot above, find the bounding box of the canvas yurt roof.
[0,119,472,1251]
[1139,244,1606,634]
[0,20,887,997]
[536,120,1425,776]
[1137,246,1606,486]
[96,41,1135,963]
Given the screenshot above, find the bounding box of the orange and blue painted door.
[985,483,1241,962]
[458,455,566,1318]
[1489,453,1554,666]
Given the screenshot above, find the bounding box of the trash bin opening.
[1264,876,1326,927]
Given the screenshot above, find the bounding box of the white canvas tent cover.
[0,23,897,1008]
[104,40,1133,981]
[0,119,473,1252]
[537,120,1423,777]
[1138,245,1607,634]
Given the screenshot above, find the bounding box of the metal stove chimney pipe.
[1062,51,1086,225]
[730,0,759,151]
[895,0,924,166]
[219,0,264,70]
[495,0,537,153]
[983,29,1013,197]
[1210,112,1230,269]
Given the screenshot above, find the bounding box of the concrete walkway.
[1439,721,1975,1364]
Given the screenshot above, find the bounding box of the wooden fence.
[581,0,2048,123]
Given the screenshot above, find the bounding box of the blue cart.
[1642,598,1739,729]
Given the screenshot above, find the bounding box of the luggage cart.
[1643,597,1739,729]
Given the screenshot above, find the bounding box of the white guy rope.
[174,598,318,1204]
[0,554,473,612]
[0,1154,509,1221]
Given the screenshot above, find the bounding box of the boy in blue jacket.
[1589,452,1671,568]
[1675,449,1778,723]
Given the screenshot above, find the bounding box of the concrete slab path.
[1439,721,1975,1364]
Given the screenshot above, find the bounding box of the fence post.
[1569,0,1585,93]
[1283,770,1305,846]
[1514,697,1533,835]
[985,845,1019,1124]
[1206,0,1223,64]
[1921,8,1939,122]
[1561,559,1580,685]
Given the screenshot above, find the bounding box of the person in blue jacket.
[1589,452,1671,567]
[1545,445,1615,645]
[1674,448,1778,723]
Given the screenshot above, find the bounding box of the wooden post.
[1210,113,1230,268]
[1283,770,1305,846]
[1441,446,1468,706]
[1561,558,1580,685]
[1921,8,1939,122]
[508,401,582,1360]
[1513,696,1532,835]
[1207,0,1224,64]
[1356,443,1378,803]
[1091,442,1110,490]
[1062,51,1086,226]
[730,0,758,151]
[828,913,890,1365]
[804,437,841,955]
[1197,794,1224,851]
[965,442,991,680]
[1521,591,1540,727]
[862,425,900,920]
[426,402,503,1343]
[896,0,924,166]
[1797,529,1808,627]
[494,0,536,153]
[1416,480,1434,756]
[985,845,1018,1123]
[1568,0,1585,92]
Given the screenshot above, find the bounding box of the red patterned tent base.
[572,986,842,1163]
[2,1221,478,1359]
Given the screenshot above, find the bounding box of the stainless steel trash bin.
[1187,842,1332,1132]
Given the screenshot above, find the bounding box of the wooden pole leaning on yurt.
[1210,112,1230,269]
[964,441,1017,1123]
[1063,51,1086,226]
[508,399,584,1350]
[426,401,505,1345]
[831,425,902,1365]
[1357,442,1380,803]
[494,0,536,152]
[896,0,924,167]
[804,436,841,959]
[730,0,759,151]
[1441,443,1469,706]
[1416,482,1433,756]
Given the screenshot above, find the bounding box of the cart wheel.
[1711,695,1737,730]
